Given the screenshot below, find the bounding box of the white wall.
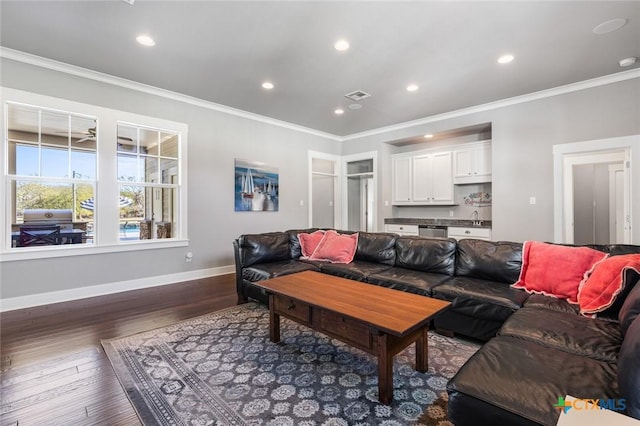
[342,77,640,242]
[2,55,639,305]
[0,58,340,301]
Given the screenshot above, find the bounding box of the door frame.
[342,151,378,232]
[308,151,341,229]
[553,136,634,244]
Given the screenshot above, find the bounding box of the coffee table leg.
[415,326,429,373]
[377,333,393,405]
[268,295,280,343]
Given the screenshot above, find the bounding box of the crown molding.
[2,47,638,143]
[0,47,341,141]
[342,68,640,142]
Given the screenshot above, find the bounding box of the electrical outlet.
[529,196,536,205]
[449,210,454,217]
[300,200,304,206]
[185,252,193,262]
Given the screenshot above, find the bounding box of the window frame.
[1,88,189,262]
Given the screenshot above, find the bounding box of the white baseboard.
[0,265,236,312]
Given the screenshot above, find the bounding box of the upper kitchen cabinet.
[453,141,492,184]
[392,150,454,205]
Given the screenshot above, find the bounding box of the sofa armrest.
[232,239,248,304]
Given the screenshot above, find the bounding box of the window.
[2,89,188,259]
[117,124,180,242]
[6,103,97,247]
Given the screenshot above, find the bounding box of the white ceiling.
[1,1,639,137]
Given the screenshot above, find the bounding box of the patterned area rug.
[102,303,479,425]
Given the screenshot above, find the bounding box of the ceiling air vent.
[344,90,371,102]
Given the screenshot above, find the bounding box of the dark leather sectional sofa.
[233,229,640,425]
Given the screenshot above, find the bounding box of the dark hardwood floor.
[0,274,238,426]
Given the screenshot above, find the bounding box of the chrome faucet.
[473,210,481,226]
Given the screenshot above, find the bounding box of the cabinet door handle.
[287,301,296,310]
[465,230,471,234]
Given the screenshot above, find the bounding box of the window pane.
[71,150,96,180]
[41,110,69,146]
[70,116,97,151]
[140,128,158,155]
[160,133,178,158]
[13,144,39,176]
[14,181,73,218]
[7,104,39,143]
[143,156,159,183]
[118,185,176,241]
[118,154,142,182]
[41,147,69,178]
[117,124,137,153]
[161,159,178,184]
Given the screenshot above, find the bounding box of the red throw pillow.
[298,230,325,258]
[578,254,640,315]
[512,241,608,304]
[310,230,359,263]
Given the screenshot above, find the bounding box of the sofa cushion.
[432,277,529,322]
[455,239,523,283]
[512,241,608,304]
[447,335,620,426]
[309,230,358,263]
[354,232,397,266]
[297,230,324,258]
[522,294,580,315]
[619,276,640,335]
[578,254,640,315]
[319,260,392,282]
[498,307,623,362]
[618,316,640,420]
[242,260,319,282]
[240,232,291,267]
[395,237,456,275]
[286,228,319,259]
[367,268,451,297]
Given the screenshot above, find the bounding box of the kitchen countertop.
[384,217,492,229]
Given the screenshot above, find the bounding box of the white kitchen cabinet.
[384,224,419,236]
[453,141,492,184]
[447,226,492,241]
[392,151,454,205]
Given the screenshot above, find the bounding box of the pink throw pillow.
[310,230,358,263]
[298,230,325,258]
[512,241,608,304]
[577,254,640,315]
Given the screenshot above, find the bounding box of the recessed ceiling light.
[406,84,419,92]
[334,39,349,51]
[424,134,434,139]
[619,57,637,67]
[262,82,274,90]
[334,108,344,115]
[497,54,514,64]
[136,34,155,47]
[593,18,627,35]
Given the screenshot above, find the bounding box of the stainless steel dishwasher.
[418,225,448,238]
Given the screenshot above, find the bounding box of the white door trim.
[342,151,378,232]
[308,151,341,229]
[553,136,636,244]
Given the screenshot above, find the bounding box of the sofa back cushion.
[354,232,397,265]
[619,275,640,335]
[395,237,456,275]
[239,232,291,267]
[456,239,523,283]
[618,315,640,420]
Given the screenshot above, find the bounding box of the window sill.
[0,239,189,262]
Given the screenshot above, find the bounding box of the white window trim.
[1,87,189,262]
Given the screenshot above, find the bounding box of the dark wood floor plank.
[0,274,237,425]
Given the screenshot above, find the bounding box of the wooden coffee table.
[255,270,451,404]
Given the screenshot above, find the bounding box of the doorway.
[343,152,377,232]
[560,149,630,244]
[308,152,340,229]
